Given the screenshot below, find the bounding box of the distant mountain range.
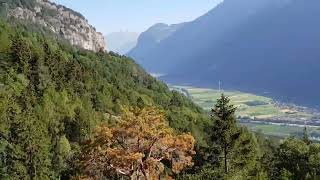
[128,23,185,65]
[128,0,320,108]
[105,32,139,54]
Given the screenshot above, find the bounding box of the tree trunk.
[224,145,228,174]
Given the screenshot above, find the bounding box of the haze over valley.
[129,0,320,109]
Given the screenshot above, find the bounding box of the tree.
[275,138,310,179]
[10,33,32,75]
[227,127,263,179]
[302,127,311,145]
[137,97,145,109]
[78,107,196,180]
[208,94,263,179]
[52,135,72,178]
[169,91,184,107]
[209,94,239,174]
[308,143,320,178]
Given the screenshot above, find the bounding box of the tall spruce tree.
[209,94,240,174]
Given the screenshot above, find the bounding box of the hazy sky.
[52,0,223,35]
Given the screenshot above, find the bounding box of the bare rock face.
[7,0,106,52]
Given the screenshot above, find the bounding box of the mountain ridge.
[128,0,320,108]
[0,0,106,52]
[128,22,186,66]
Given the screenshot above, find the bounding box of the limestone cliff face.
[6,0,106,52]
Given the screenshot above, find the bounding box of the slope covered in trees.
[0,20,208,179]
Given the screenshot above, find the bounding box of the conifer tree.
[302,126,311,145]
[209,94,239,174]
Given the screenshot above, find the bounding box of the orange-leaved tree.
[77,107,195,180]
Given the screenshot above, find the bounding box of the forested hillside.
[0,20,208,179]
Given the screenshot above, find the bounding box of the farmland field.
[171,85,320,138]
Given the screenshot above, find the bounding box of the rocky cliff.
[3,0,106,52]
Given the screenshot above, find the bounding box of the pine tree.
[209,94,239,174]
[10,33,32,75]
[228,127,261,178]
[303,126,311,145]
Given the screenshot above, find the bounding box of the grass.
[173,86,284,118]
[243,123,299,137]
[243,123,320,139]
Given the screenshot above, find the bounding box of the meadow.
[171,85,320,138]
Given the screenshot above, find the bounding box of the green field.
[242,123,320,138]
[172,85,313,121]
[171,85,320,138]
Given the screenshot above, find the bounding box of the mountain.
[128,0,277,72]
[128,0,320,108]
[0,0,106,52]
[105,31,139,54]
[128,22,185,66]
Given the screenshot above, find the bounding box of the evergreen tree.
[208,94,262,178]
[136,96,145,109]
[275,138,310,179]
[228,127,264,179]
[303,126,311,145]
[209,94,239,174]
[10,33,32,75]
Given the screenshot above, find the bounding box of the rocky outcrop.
[6,0,106,52]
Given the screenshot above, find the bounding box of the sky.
[51,0,223,35]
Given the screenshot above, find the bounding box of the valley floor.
[170,85,320,139]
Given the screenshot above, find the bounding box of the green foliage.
[204,97,320,179]
[275,138,315,179]
[203,94,264,179]
[208,94,239,174]
[228,127,260,177]
[0,20,209,179]
[178,165,224,180]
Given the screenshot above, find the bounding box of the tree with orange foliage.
[77,107,196,180]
